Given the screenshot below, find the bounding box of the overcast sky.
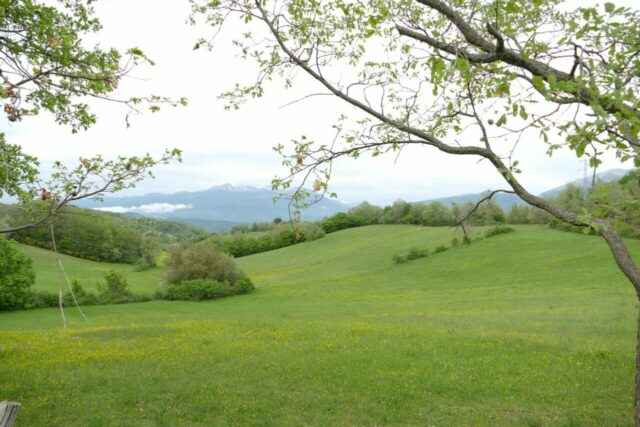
[2,0,635,205]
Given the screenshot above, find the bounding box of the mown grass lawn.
[1,225,638,426]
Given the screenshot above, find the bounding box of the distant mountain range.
[419,168,632,210]
[75,168,632,231]
[74,184,350,231]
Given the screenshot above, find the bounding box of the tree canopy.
[0,0,184,233]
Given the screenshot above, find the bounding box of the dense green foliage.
[549,173,640,238]
[485,225,516,238]
[392,247,429,264]
[1,225,638,424]
[0,236,35,310]
[0,135,39,202]
[320,212,365,233]
[164,240,245,285]
[212,221,324,257]
[2,204,208,263]
[11,208,143,263]
[97,270,132,302]
[157,278,254,301]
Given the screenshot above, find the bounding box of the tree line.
[0,205,207,265]
[216,170,639,258]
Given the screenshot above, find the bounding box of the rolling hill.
[1,225,638,425]
[18,243,164,295]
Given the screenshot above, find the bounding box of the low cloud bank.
[95,203,192,215]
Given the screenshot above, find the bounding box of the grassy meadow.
[18,243,164,295]
[1,225,638,426]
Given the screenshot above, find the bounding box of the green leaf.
[532,76,547,94]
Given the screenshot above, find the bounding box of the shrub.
[392,254,408,264]
[134,257,155,271]
[433,245,448,254]
[451,237,460,248]
[320,212,364,234]
[407,247,429,261]
[272,227,300,248]
[297,222,325,241]
[24,277,150,310]
[393,247,429,264]
[164,241,243,285]
[157,277,254,301]
[485,225,515,238]
[97,270,131,302]
[0,237,36,311]
[66,279,99,306]
[161,279,233,301]
[234,277,255,294]
[26,290,59,309]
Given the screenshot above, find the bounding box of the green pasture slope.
[0,225,638,426]
[18,243,164,295]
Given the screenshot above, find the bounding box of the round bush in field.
[0,237,35,311]
[160,277,254,301]
[164,240,244,285]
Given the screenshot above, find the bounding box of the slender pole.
[50,223,92,326]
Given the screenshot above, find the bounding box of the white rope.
[57,281,67,329]
[50,223,93,326]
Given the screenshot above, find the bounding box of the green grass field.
[18,243,164,295]
[1,225,638,426]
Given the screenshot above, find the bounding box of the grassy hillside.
[1,225,638,426]
[19,243,164,295]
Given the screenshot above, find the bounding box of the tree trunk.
[636,312,640,427]
[599,228,640,426]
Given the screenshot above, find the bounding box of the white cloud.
[95,203,192,215]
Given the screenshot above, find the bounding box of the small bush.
[392,254,408,264]
[234,277,255,294]
[485,225,515,238]
[65,280,99,305]
[451,237,459,248]
[133,257,155,272]
[165,241,243,285]
[393,247,429,264]
[26,290,59,309]
[97,270,131,302]
[24,277,150,310]
[433,245,448,254]
[407,247,429,261]
[158,277,254,301]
